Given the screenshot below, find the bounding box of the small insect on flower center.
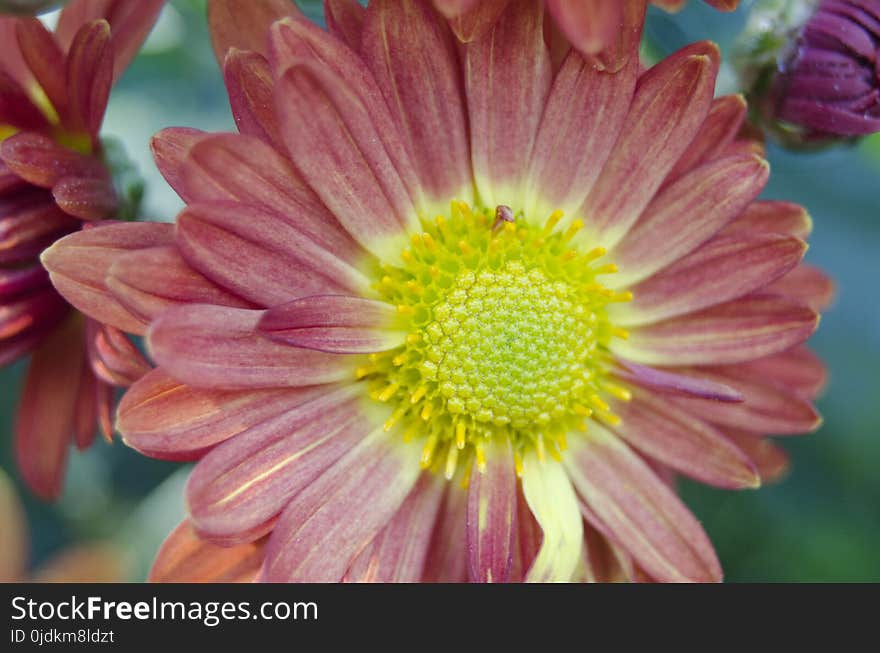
[362,202,632,480]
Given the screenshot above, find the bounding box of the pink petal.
[442,0,510,43]
[149,521,265,583]
[0,263,49,299]
[734,346,827,399]
[52,176,119,220]
[466,436,517,583]
[565,425,722,582]
[223,49,282,148]
[0,286,67,341]
[147,304,354,390]
[611,154,770,287]
[670,365,822,434]
[1,195,79,265]
[187,384,366,544]
[15,18,68,123]
[0,68,47,132]
[207,0,302,63]
[65,19,112,137]
[41,222,173,335]
[766,264,835,312]
[14,317,85,500]
[545,0,622,55]
[464,0,550,209]
[721,201,813,240]
[725,431,790,484]
[345,473,445,583]
[107,245,254,324]
[612,389,760,489]
[1,131,106,188]
[613,294,819,366]
[73,362,98,450]
[86,320,150,387]
[433,0,481,19]
[362,0,472,206]
[324,0,365,51]
[262,428,422,581]
[613,359,742,402]
[149,127,207,202]
[118,368,326,461]
[258,295,402,354]
[526,46,638,217]
[614,232,806,326]
[0,17,35,93]
[581,42,719,248]
[176,201,368,307]
[422,483,468,582]
[273,59,418,258]
[510,484,542,582]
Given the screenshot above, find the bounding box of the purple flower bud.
[770,0,880,140]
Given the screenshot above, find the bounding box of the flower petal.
[721,200,813,240]
[262,427,422,581]
[15,18,68,122]
[581,42,719,248]
[442,0,510,43]
[118,368,326,461]
[362,0,472,207]
[52,176,118,220]
[65,19,112,137]
[521,453,583,582]
[733,346,826,399]
[1,131,106,188]
[766,264,835,312]
[222,49,282,148]
[324,0,365,50]
[176,201,368,307]
[422,483,468,582]
[464,0,550,211]
[187,384,366,544]
[613,233,806,326]
[149,521,265,583]
[725,431,790,484]
[611,389,760,489]
[612,359,742,402]
[565,425,722,582]
[207,0,302,63]
[345,473,445,582]
[86,320,150,387]
[466,436,517,583]
[612,294,819,366]
[1,195,79,265]
[41,222,173,335]
[610,154,769,287]
[15,317,85,500]
[150,127,207,202]
[147,304,354,390]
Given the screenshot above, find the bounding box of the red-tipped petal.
[466,437,517,583]
[565,426,722,583]
[147,304,353,390]
[262,428,422,582]
[41,222,173,334]
[149,127,207,202]
[613,294,819,366]
[65,19,112,138]
[223,49,282,148]
[150,521,265,583]
[207,0,302,63]
[15,18,68,122]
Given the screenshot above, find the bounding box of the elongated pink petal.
[345,473,445,582]
[526,47,637,217]
[41,222,173,334]
[665,94,747,184]
[510,483,542,582]
[57,0,164,80]
[565,425,722,582]
[324,0,365,50]
[150,521,265,583]
[734,346,826,399]
[442,0,510,43]
[466,437,517,583]
[721,201,813,239]
[613,359,742,402]
[0,17,35,93]
[613,294,819,366]
[150,127,207,202]
[0,68,48,131]
[273,60,418,258]
[223,49,282,148]
[86,320,150,387]
[52,176,119,220]
[15,317,86,500]
[766,264,835,311]
[73,362,98,449]
[147,304,353,389]
[1,131,106,188]
[178,133,360,261]
[422,483,468,582]
[107,245,254,324]
[259,295,402,354]
[65,19,112,137]
[262,428,422,581]
[464,0,550,210]
[176,202,368,307]
[612,390,759,489]
[362,0,472,206]
[613,233,806,326]
[581,42,719,248]
[207,0,302,63]
[15,19,68,122]
[433,0,479,17]
[1,196,79,265]
[0,286,67,341]
[725,431,790,483]
[0,468,27,581]
[670,365,822,434]
[0,263,49,299]
[118,368,327,461]
[545,0,621,55]
[611,154,769,287]
[187,385,366,544]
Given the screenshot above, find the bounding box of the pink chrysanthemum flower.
[46,0,832,582]
[0,0,162,499]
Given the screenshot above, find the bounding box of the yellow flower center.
[361,202,632,480]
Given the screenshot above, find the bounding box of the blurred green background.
[1,0,877,582]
